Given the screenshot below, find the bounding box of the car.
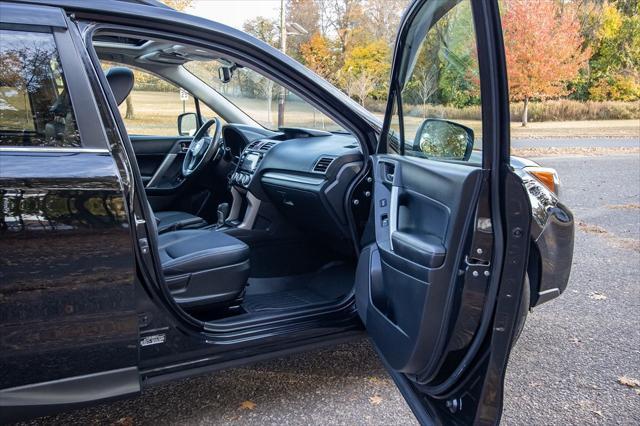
[0,0,575,424]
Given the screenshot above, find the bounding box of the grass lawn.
[121,91,639,139]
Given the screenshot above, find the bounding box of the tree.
[286,0,321,61]
[242,17,280,48]
[585,2,640,101]
[317,0,365,55]
[502,0,590,126]
[160,0,193,11]
[339,40,390,105]
[299,33,338,80]
[242,17,280,125]
[361,0,406,45]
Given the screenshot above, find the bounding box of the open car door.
[355,0,531,424]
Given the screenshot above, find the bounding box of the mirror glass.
[414,119,474,161]
[178,112,198,136]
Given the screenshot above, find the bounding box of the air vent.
[259,141,276,151]
[246,140,261,150]
[313,156,334,173]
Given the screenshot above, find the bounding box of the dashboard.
[222,124,365,248]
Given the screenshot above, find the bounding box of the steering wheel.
[182,118,222,177]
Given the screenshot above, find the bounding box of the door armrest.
[391,231,446,268]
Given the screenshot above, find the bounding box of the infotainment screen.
[240,152,260,172]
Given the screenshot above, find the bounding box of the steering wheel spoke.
[181,118,222,178]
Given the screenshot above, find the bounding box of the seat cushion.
[158,229,249,276]
[155,210,207,233]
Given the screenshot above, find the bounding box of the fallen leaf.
[369,395,383,405]
[618,376,640,388]
[239,400,256,410]
[591,410,603,417]
[589,291,607,300]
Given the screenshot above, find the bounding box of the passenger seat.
[158,229,250,309]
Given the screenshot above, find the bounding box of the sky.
[184,0,281,29]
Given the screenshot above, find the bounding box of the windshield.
[184,60,346,132]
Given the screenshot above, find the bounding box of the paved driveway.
[22,151,640,426]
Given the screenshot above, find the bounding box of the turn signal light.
[525,167,559,195]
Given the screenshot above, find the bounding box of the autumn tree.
[286,0,321,61]
[317,0,365,55]
[502,0,590,126]
[585,2,640,101]
[160,0,193,11]
[339,40,390,105]
[361,0,406,45]
[299,33,338,80]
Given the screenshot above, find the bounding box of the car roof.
[114,0,171,8]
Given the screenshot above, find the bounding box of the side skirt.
[0,367,140,423]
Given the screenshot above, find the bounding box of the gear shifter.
[216,203,230,227]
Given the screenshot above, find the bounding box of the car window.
[0,29,80,148]
[185,60,346,132]
[389,0,481,164]
[100,62,200,137]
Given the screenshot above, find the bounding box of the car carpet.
[242,262,354,312]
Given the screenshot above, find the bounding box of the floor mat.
[243,289,328,312]
[243,262,354,313]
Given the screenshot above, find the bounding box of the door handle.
[389,185,398,250]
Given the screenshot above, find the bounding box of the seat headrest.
[105,67,134,106]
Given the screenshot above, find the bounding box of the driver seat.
[106,67,208,233]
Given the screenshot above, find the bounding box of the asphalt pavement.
[511,137,639,149]
[21,142,640,426]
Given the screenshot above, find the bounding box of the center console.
[230,143,268,189]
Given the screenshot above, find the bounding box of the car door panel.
[357,155,483,375]
[0,8,139,422]
[130,135,189,186]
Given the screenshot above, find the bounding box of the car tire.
[511,273,530,347]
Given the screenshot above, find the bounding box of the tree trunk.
[125,96,134,119]
[521,97,529,127]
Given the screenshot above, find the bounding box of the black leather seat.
[158,229,250,308]
[105,67,208,233]
[155,211,207,234]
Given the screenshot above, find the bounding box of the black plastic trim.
[0,367,140,423]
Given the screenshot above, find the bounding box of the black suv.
[0,0,574,424]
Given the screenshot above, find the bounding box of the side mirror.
[412,118,474,161]
[177,112,198,136]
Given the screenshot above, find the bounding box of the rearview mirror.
[412,118,474,161]
[218,66,233,83]
[177,112,198,136]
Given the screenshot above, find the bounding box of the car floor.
[242,261,355,313]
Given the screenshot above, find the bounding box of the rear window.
[0,29,80,148]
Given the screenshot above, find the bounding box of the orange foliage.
[502,0,590,103]
[299,33,337,80]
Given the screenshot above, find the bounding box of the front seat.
[158,229,250,309]
[105,67,208,233]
